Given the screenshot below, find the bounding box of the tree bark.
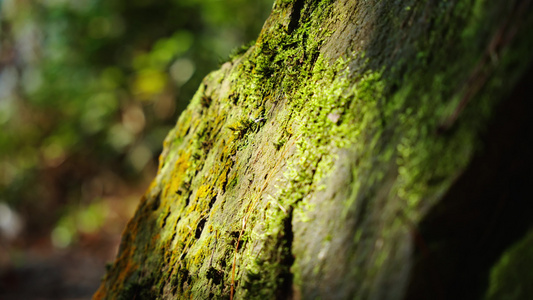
[95,0,533,299]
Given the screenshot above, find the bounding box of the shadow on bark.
[405,65,533,300]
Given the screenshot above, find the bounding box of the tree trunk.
[95,0,533,299]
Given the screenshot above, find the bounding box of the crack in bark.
[288,0,305,34]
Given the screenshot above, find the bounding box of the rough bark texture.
[95,0,533,299]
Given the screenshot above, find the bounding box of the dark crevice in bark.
[195,218,207,239]
[276,207,295,299]
[209,194,217,210]
[288,0,305,34]
[404,65,533,300]
[161,210,170,228]
[151,191,161,211]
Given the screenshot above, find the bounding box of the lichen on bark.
[95,0,533,299]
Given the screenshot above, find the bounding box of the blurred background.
[0,0,272,298]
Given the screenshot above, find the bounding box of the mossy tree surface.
[95,0,533,299]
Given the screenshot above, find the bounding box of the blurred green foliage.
[0,0,272,246]
[486,228,533,300]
